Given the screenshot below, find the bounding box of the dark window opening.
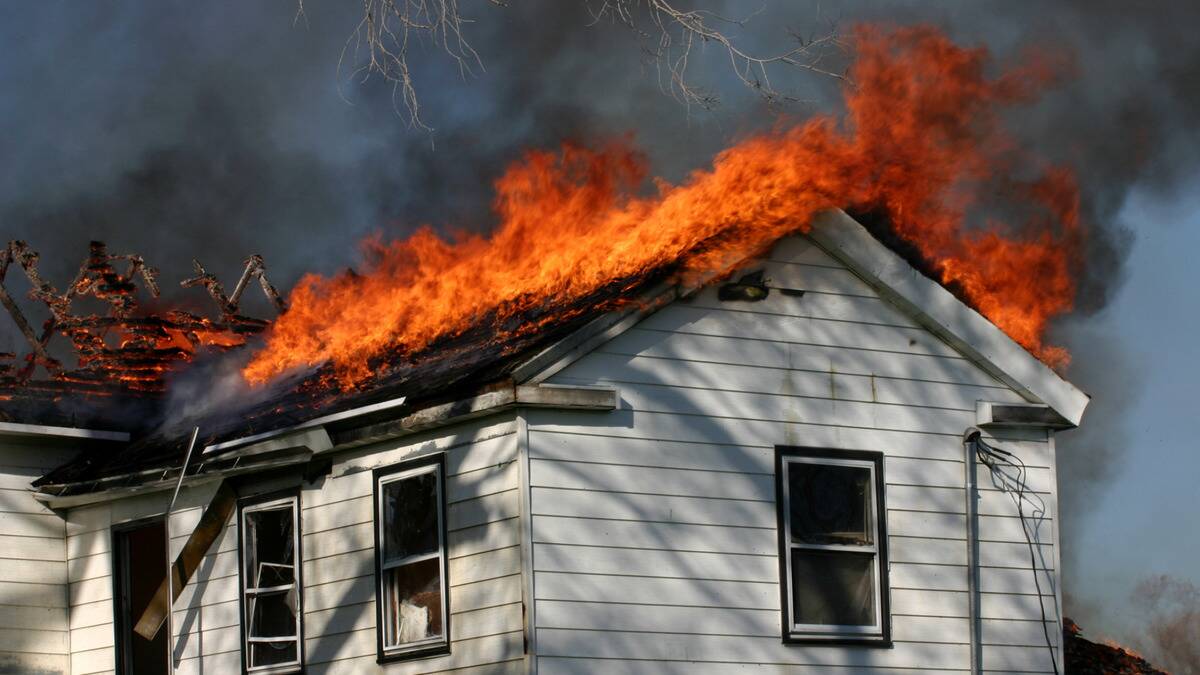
[113,518,169,675]
[776,446,891,645]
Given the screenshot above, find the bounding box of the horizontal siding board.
[303,516,520,562]
[532,486,775,529]
[534,544,777,584]
[70,600,112,631]
[308,656,525,675]
[530,458,773,502]
[529,454,1051,502]
[0,558,66,585]
[0,535,67,562]
[304,633,523,674]
[527,413,1046,473]
[533,514,775,556]
[600,327,1001,388]
[305,627,523,667]
[0,487,57,515]
[537,657,959,674]
[556,352,1019,411]
[0,512,66,538]
[529,427,1049,478]
[69,645,114,675]
[307,423,515,509]
[536,628,969,668]
[0,581,68,609]
[0,604,67,632]
[0,627,68,654]
[68,622,113,653]
[536,571,777,610]
[606,382,975,436]
[302,487,517,539]
[0,652,70,674]
[538,600,969,644]
[639,303,962,358]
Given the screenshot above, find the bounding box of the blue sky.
[1069,182,1200,635]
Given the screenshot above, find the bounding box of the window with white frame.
[239,493,303,673]
[776,447,891,644]
[374,454,450,661]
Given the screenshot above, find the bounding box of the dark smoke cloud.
[2,0,1198,638]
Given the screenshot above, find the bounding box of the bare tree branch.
[589,1,846,110]
[335,1,846,127]
[340,0,504,130]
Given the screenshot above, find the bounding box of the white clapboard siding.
[0,437,79,674]
[61,418,528,675]
[297,419,524,673]
[62,479,238,675]
[527,235,1062,672]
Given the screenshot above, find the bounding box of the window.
[374,454,450,662]
[239,492,303,673]
[775,447,890,644]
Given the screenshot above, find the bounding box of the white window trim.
[241,494,303,674]
[376,460,450,658]
[780,454,886,641]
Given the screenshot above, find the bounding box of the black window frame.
[775,445,892,646]
[237,487,305,675]
[372,453,451,664]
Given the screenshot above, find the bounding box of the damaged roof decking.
[32,269,674,491]
[27,209,1090,495]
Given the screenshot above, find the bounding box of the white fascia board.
[0,421,129,442]
[807,209,1090,427]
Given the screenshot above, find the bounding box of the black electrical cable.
[974,436,1060,675]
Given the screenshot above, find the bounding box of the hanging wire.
[973,434,1060,675]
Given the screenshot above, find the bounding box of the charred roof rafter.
[0,240,283,397]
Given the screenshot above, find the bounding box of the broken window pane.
[788,462,873,547]
[245,506,295,587]
[249,591,299,639]
[791,549,876,627]
[383,472,438,563]
[383,557,444,646]
[241,496,302,671]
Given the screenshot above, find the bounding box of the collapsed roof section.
[0,241,284,425]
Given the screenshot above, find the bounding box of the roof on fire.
[27,209,1089,500]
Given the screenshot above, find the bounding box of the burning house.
[0,25,1113,675]
[0,208,1087,675]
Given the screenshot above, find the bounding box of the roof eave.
[807,209,1090,427]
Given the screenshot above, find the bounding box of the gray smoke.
[2,0,1198,642]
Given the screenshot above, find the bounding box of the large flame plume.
[244,25,1084,387]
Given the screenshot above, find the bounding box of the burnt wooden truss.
[0,241,284,397]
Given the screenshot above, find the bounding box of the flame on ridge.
[244,25,1084,388]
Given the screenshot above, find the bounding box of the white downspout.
[963,427,983,675]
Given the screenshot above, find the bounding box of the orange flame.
[244,25,1084,387]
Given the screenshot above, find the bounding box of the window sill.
[377,642,451,664]
[245,663,303,675]
[782,634,893,648]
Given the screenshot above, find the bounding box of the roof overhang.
[807,209,1090,427]
[0,421,129,442]
[33,383,617,508]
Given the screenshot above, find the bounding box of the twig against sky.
[334,0,847,129]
